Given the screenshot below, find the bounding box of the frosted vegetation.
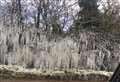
[0,26,119,72]
[0,65,112,80]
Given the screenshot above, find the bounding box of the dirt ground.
[0,78,107,82]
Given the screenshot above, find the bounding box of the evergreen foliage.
[78,0,100,30]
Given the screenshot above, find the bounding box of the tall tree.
[16,0,23,27]
[36,0,42,28]
[100,0,120,35]
[78,0,100,30]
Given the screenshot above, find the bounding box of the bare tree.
[100,0,120,35]
[16,0,23,27]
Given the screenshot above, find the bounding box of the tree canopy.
[78,0,100,30]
